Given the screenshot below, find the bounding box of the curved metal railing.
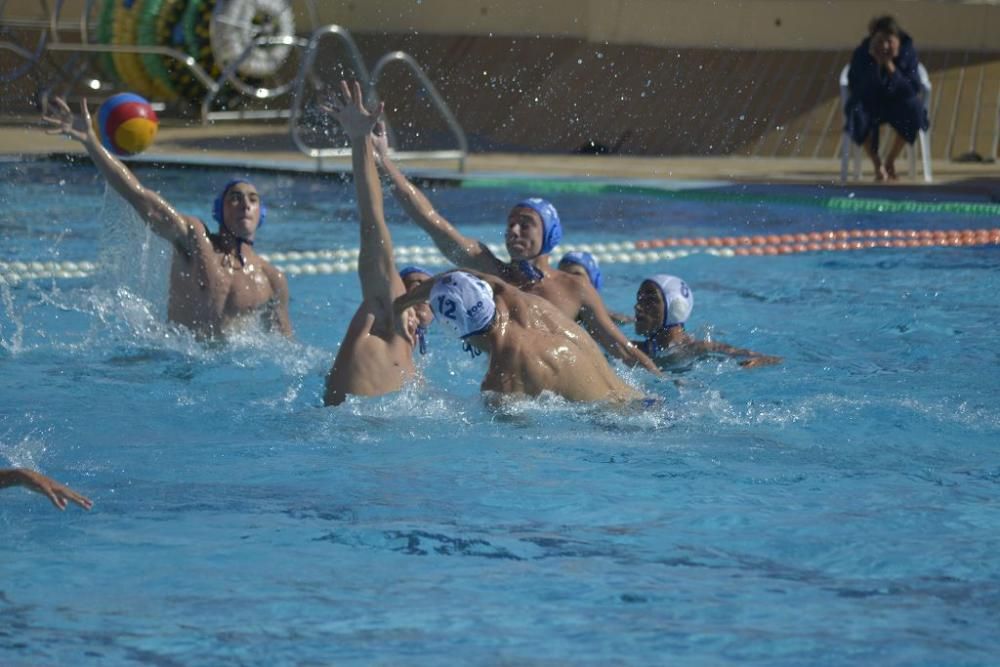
[287,23,371,161]
[2,0,314,122]
[370,50,468,172]
[289,27,467,172]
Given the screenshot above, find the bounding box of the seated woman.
[845,15,929,182]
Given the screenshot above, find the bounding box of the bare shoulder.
[553,269,590,291]
[178,215,216,257]
[475,242,509,275]
[459,268,513,298]
[259,257,288,291]
[555,271,604,306]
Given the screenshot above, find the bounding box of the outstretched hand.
[11,468,93,510]
[42,97,94,144]
[320,80,384,142]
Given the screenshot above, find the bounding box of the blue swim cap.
[398,265,432,279]
[515,198,562,255]
[213,179,266,229]
[559,251,603,290]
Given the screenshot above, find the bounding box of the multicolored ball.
[97,93,158,156]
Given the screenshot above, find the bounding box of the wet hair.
[399,265,432,280]
[213,179,266,230]
[868,15,901,37]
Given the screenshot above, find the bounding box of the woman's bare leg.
[883,132,907,181]
[863,134,887,181]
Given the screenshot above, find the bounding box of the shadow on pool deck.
[2,118,997,202]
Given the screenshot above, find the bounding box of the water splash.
[0,421,51,471]
[96,185,171,316]
[0,280,25,355]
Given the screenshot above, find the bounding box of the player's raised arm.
[372,122,502,275]
[322,81,404,328]
[576,283,660,373]
[42,97,198,252]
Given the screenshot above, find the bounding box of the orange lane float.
[631,227,1000,256]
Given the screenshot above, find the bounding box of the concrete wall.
[319,0,998,51]
[5,0,1000,51]
[3,0,996,159]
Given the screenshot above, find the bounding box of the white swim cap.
[646,274,693,327]
[429,272,497,338]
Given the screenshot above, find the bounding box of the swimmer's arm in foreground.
[372,127,502,276]
[393,269,515,328]
[42,98,206,256]
[392,271,441,343]
[0,468,93,511]
[573,279,660,373]
[689,340,782,369]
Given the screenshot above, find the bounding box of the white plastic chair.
[840,62,933,182]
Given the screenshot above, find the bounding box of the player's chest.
[202,260,272,307]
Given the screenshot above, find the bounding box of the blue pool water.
[1,160,999,665]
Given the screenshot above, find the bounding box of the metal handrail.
[0,40,34,58]
[288,24,371,160]
[0,1,49,82]
[370,50,468,172]
[45,42,217,90]
[201,34,309,123]
[288,30,467,172]
[4,0,314,120]
[0,0,95,83]
[45,39,308,124]
[79,0,96,46]
[1,17,74,30]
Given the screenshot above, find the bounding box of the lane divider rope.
[2,228,997,284]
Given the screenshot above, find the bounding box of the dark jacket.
[847,31,922,115]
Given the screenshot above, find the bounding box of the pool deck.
[2,118,997,201]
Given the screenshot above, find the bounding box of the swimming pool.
[2,159,999,664]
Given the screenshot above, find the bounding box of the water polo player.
[394,270,645,403]
[41,97,291,339]
[398,265,435,356]
[558,251,633,326]
[633,274,781,369]
[369,122,657,374]
[321,81,423,406]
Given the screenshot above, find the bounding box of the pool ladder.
[288,25,468,172]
